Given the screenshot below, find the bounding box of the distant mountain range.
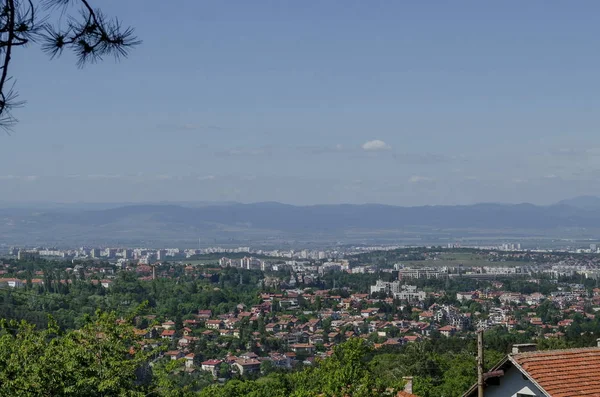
[2,197,600,247]
[556,196,600,211]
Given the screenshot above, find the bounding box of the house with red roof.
[232,358,261,376]
[184,353,195,369]
[161,320,175,330]
[161,329,176,340]
[463,342,600,397]
[201,359,222,377]
[438,325,457,337]
[164,350,184,360]
[290,343,315,355]
[206,320,223,330]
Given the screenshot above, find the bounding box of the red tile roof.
[201,359,222,366]
[512,347,600,397]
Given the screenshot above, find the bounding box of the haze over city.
[4,1,600,206]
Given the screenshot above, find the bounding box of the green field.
[403,252,526,268]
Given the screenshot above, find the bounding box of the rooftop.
[512,347,600,397]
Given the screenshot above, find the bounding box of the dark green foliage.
[0,311,152,396]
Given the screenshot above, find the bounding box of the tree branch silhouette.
[0,0,140,130]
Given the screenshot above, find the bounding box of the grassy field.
[403,252,526,268]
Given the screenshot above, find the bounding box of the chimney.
[512,343,537,354]
[402,376,413,394]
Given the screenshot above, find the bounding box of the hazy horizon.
[6,2,600,205]
[0,195,596,208]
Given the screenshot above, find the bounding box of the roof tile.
[513,347,600,396]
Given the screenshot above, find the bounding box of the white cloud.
[409,175,435,183]
[23,176,38,182]
[198,175,216,181]
[156,174,173,180]
[362,140,391,151]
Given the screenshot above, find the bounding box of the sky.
[3,1,600,206]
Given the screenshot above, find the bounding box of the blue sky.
[3,1,600,205]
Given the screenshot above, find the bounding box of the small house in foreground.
[463,342,600,397]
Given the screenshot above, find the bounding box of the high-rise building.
[17,250,39,261]
[157,249,167,261]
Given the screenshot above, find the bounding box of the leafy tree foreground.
[0,312,407,397]
[0,311,152,396]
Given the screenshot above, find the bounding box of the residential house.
[456,292,477,302]
[201,359,223,377]
[162,321,175,330]
[165,350,184,360]
[178,336,198,348]
[185,353,195,369]
[526,293,546,305]
[100,279,112,289]
[558,319,573,328]
[438,325,457,337]
[183,319,200,328]
[233,358,261,375]
[403,335,422,343]
[161,329,176,340]
[206,320,223,330]
[218,329,233,337]
[419,311,434,322]
[309,334,324,345]
[268,353,292,369]
[290,343,315,355]
[463,342,600,397]
[361,308,379,318]
[0,278,24,288]
[307,318,322,332]
[499,293,523,304]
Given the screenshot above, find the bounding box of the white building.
[370,280,426,301]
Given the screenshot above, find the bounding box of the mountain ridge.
[0,197,599,246]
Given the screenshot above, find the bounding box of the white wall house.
[463,342,600,397]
